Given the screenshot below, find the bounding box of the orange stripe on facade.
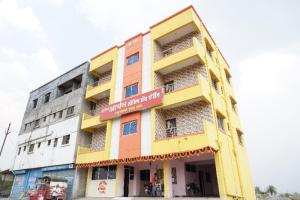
[76,146,217,168]
[118,34,144,159]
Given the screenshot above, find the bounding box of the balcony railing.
[160,38,194,60]
[156,124,203,140]
[89,107,102,116]
[164,83,175,93]
[82,107,106,120]
[163,74,204,94]
[77,144,105,155]
[87,79,111,91]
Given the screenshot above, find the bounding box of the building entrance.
[124,166,130,197]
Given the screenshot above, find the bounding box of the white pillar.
[115,164,124,197]
[163,160,173,198]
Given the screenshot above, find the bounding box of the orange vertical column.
[118,34,143,159]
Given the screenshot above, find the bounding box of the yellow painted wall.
[79,6,255,200]
[150,6,255,200]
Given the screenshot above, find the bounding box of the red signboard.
[100,88,163,120]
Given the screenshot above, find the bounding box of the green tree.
[266,185,277,196]
[255,186,262,195]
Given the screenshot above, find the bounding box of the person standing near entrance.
[151,173,158,197]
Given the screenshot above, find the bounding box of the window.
[53,113,56,118]
[24,124,28,131]
[34,119,40,128]
[125,83,138,98]
[38,142,41,148]
[225,70,231,84]
[43,117,46,122]
[185,164,196,173]
[123,121,137,135]
[47,140,51,146]
[171,168,177,184]
[166,118,177,137]
[62,135,70,145]
[53,138,58,147]
[127,53,139,65]
[217,114,224,131]
[231,98,237,112]
[66,106,74,116]
[129,166,134,180]
[44,93,50,103]
[237,130,243,145]
[205,40,214,57]
[28,144,34,153]
[56,75,82,98]
[23,146,26,151]
[33,99,38,108]
[211,76,218,92]
[92,165,117,180]
[220,86,223,94]
[18,147,21,155]
[140,170,150,181]
[58,110,63,118]
[164,81,174,93]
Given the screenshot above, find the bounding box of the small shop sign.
[100,88,163,120]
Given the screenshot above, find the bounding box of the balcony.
[158,73,210,109]
[90,47,118,76]
[81,108,107,132]
[85,80,111,101]
[76,145,109,164]
[152,120,218,155]
[153,37,205,74]
[150,7,201,42]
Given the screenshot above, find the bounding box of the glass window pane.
[131,84,138,95]
[108,165,116,179]
[125,87,131,98]
[127,57,132,65]
[92,167,100,180]
[133,54,139,63]
[123,123,130,135]
[99,166,108,179]
[127,53,139,65]
[130,121,137,134]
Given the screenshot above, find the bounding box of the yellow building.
[76,6,255,200]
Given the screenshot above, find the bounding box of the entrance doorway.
[199,170,215,196]
[140,169,150,196]
[124,167,130,197]
[185,162,219,197]
[124,166,134,197]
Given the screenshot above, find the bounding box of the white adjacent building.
[11,62,92,199]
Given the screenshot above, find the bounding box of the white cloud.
[236,51,300,193]
[0,0,42,33]
[75,0,197,44]
[0,47,59,170]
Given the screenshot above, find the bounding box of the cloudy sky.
[0,0,299,194]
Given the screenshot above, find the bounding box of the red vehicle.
[30,176,68,200]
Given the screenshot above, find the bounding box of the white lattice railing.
[156,124,203,140]
[162,38,194,58]
[77,144,104,155]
